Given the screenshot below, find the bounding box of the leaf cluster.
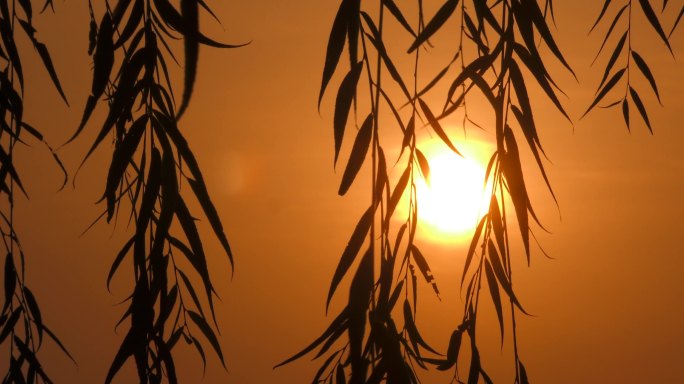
[69,1,242,382]
[585,0,680,132]
[0,1,71,382]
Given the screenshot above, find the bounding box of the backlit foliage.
[69,1,243,382]
[0,1,72,382]
[280,0,679,383]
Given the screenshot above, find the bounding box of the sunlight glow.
[413,139,492,244]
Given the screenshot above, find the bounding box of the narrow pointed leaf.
[408,0,459,53]
[333,61,363,165]
[339,114,372,195]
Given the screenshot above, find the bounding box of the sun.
[413,139,492,243]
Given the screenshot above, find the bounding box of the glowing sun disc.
[415,143,491,242]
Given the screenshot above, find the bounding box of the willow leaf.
[583,68,625,117]
[17,19,67,104]
[339,114,372,196]
[3,253,16,311]
[622,99,630,130]
[488,240,529,315]
[418,98,460,155]
[437,328,462,370]
[348,248,373,368]
[502,127,531,262]
[631,50,661,103]
[319,0,352,107]
[403,299,439,355]
[333,61,364,165]
[415,148,430,183]
[187,177,234,269]
[0,307,21,344]
[69,12,114,145]
[105,115,148,220]
[176,0,199,119]
[382,0,415,37]
[596,32,627,92]
[592,4,628,64]
[407,0,459,53]
[326,206,372,310]
[105,327,138,384]
[188,310,226,369]
[638,0,673,53]
[410,245,439,297]
[107,236,135,292]
[462,214,487,285]
[113,0,143,49]
[589,0,613,33]
[484,259,504,343]
[629,86,652,132]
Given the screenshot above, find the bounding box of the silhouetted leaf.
[488,240,528,315]
[105,327,139,384]
[410,245,439,297]
[583,68,625,117]
[3,253,16,312]
[519,360,529,384]
[188,310,226,369]
[638,0,673,53]
[418,98,460,155]
[463,214,487,285]
[319,0,352,107]
[348,248,373,370]
[312,350,341,383]
[403,299,439,355]
[382,0,416,37]
[629,86,652,132]
[22,287,43,345]
[105,115,148,221]
[113,0,143,49]
[502,127,531,263]
[68,12,114,145]
[18,19,68,104]
[334,61,364,165]
[622,99,630,130]
[437,328,462,370]
[339,114,373,196]
[589,0,613,33]
[327,206,373,310]
[631,50,661,103]
[0,307,21,343]
[484,259,504,343]
[362,14,412,100]
[188,177,234,270]
[596,32,627,92]
[408,0,459,53]
[592,4,627,62]
[415,148,430,183]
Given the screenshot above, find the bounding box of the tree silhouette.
[0,0,680,383]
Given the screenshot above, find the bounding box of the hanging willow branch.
[276,0,675,382]
[0,0,72,383]
[584,0,680,132]
[70,1,245,382]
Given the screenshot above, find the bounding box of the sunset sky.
[8,0,683,383]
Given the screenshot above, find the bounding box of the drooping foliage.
[585,0,681,132]
[70,1,244,382]
[280,0,679,383]
[0,0,73,382]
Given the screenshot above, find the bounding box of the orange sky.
[8,0,684,383]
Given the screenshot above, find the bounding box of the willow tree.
[280,0,680,383]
